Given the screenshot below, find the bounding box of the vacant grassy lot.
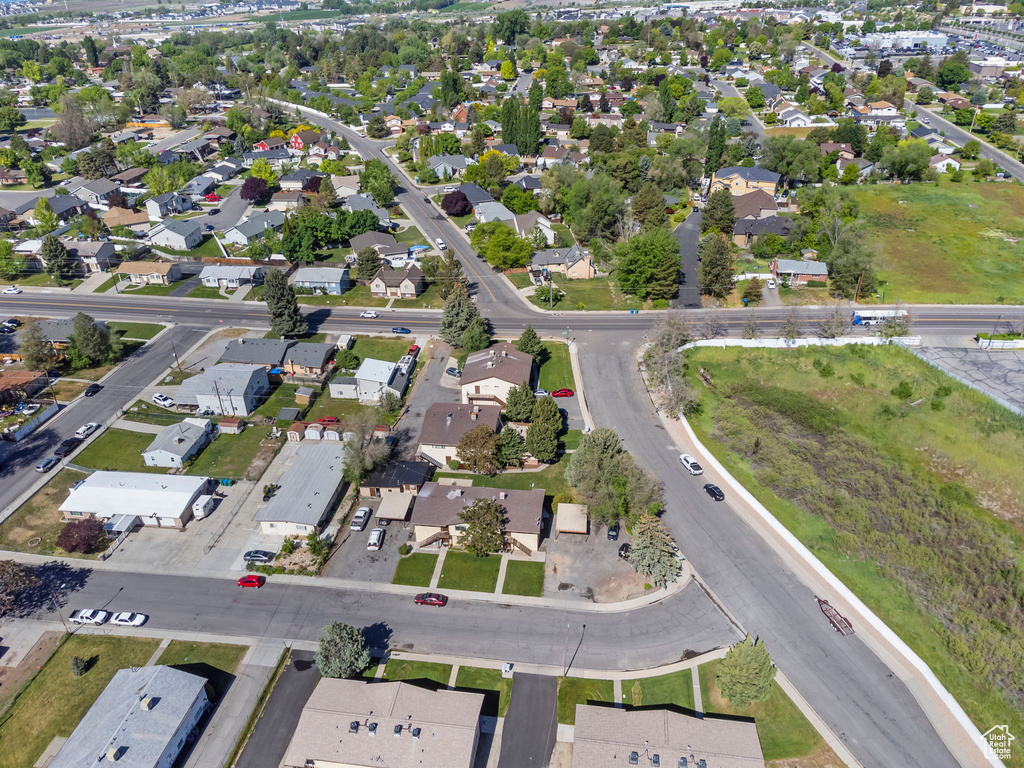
[296,284,389,307]
[48,379,90,402]
[73,428,162,473]
[120,278,189,296]
[121,399,186,426]
[0,469,89,556]
[383,659,452,686]
[537,342,575,392]
[350,335,415,363]
[156,640,247,702]
[557,677,615,725]
[698,660,825,762]
[254,384,306,420]
[0,635,160,768]
[392,282,444,309]
[686,344,1024,758]
[302,394,372,426]
[186,426,276,479]
[437,551,501,592]
[850,180,1024,304]
[455,666,513,716]
[501,560,545,597]
[107,322,164,340]
[392,553,438,586]
[531,276,651,312]
[622,669,695,710]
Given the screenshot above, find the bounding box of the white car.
[110,611,148,627]
[366,527,384,551]
[2,286,21,295]
[75,422,101,439]
[350,506,371,531]
[534,389,550,398]
[766,279,777,290]
[359,310,379,319]
[921,116,930,124]
[69,609,110,625]
[151,393,175,408]
[434,238,447,251]
[443,186,456,193]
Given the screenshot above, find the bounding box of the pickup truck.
[69,609,110,625]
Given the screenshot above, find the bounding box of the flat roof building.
[59,472,211,529]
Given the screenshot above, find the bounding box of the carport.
[554,502,589,540]
[375,492,413,525]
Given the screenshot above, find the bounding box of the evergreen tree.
[263,269,308,337]
[496,425,525,467]
[697,233,734,299]
[614,228,680,301]
[470,127,487,157]
[355,246,382,284]
[315,621,371,678]
[514,325,543,357]
[17,321,55,371]
[705,116,727,173]
[439,283,479,345]
[528,81,543,111]
[716,635,776,708]
[460,316,491,353]
[504,381,536,422]
[531,395,562,434]
[83,36,99,67]
[70,312,112,365]
[631,181,668,230]
[627,514,679,587]
[41,234,72,284]
[700,188,736,234]
[525,419,558,462]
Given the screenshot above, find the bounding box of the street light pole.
[49,582,70,634]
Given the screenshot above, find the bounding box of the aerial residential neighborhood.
[0,2,1022,768]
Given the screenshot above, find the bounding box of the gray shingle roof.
[144,418,210,459]
[221,338,292,366]
[253,443,346,526]
[284,342,336,370]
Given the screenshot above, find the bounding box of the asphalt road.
[0,325,207,518]
[203,184,249,233]
[674,209,703,309]
[147,125,202,155]
[498,673,557,768]
[713,77,765,139]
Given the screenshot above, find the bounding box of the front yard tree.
[361,159,397,207]
[742,277,763,305]
[631,181,668,230]
[531,395,562,434]
[34,198,60,237]
[614,228,680,301]
[627,514,679,587]
[263,269,308,337]
[496,425,525,468]
[0,239,26,280]
[70,312,114,366]
[525,419,558,463]
[315,621,371,678]
[504,381,535,422]
[716,635,776,708]
[0,560,36,615]
[342,411,390,483]
[457,423,500,475]
[41,234,72,285]
[566,427,663,526]
[249,157,277,185]
[459,498,505,556]
[355,247,382,284]
[697,234,734,300]
[56,518,105,554]
[514,325,543,358]
[700,189,736,234]
[441,190,472,217]
[460,316,491,353]
[240,176,269,202]
[422,251,466,299]
[366,113,389,139]
[18,321,55,371]
[439,283,480,345]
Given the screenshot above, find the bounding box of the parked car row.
[69,609,147,627]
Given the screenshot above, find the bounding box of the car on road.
[2,318,21,328]
[679,454,703,476]
[75,423,101,439]
[607,523,619,541]
[2,286,21,294]
[151,393,175,408]
[317,417,340,425]
[243,550,276,564]
[534,389,550,398]
[53,438,82,457]
[69,609,109,625]
[366,527,385,551]
[110,612,148,627]
[445,367,462,378]
[204,224,215,232]
[391,327,411,334]
[84,384,102,397]
[618,543,631,559]
[208,208,221,216]
[922,116,930,124]
[414,593,449,607]
[35,456,60,473]
[443,186,456,193]
[434,238,447,250]
[407,344,420,357]
[552,388,574,398]
[359,310,380,318]
[704,483,725,501]
[350,507,371,531]
[766,278,777,289]
[237,574,265,588]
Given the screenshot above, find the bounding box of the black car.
[53,438,83,457]
[84,384,102,397]
[208,208,220,216]
[607,523,619,541]
[704,483,725,502]
[618,542,631,559]
[2,318,21,328]
[243,550,276,564]
[0,326,13,334]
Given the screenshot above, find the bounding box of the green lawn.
[557,677,615,725]
[302,394,373,426]
[254,384,307,420]
[187,284,229,300]
[698,660,823,762]
[391,552,438,586]
[560,430,583,451]
[391,281,444,309]
[507,272,533,289]
[537,342,575,392]
[0,469,92,557]
[849,179,1024,304]
[622,669,695,710]
[350,335,416,363]
[0,272,82,289]
[532,276,652,312]
[152,234,223,259]
[455,666,514,716]
[437,551,502,592]
[501,560,545,597]
[119,278,189,296]
[0,635,160,768]
[94,275,119,294]
[107,322,165,340]
[121,399,186,426]
[436,455,573,504]
[297,284,389,307]
[186,426,276,480]
[383,659,452,686]
[394,225,428,244]
[263,331,328,343]
[156,640,248,702]
[73,428,165,473]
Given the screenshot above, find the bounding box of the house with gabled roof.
[531,244,596,280]
[370,265,423,298]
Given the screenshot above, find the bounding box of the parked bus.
[852,310,908,326]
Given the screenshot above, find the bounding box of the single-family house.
[410,483,545,554]
[109,167,150,186]
[733,215,793,248]
[293,267,350,295]
[510,211,556,245]
[709,166,782,196]
[345,193,391,228]
[204,158,244,183]
[182,174,217,200]
[253,137,286,152]
[223,210,286,246]
[332,175,360,198]
[253,443,346,535]
[930,154,961,173]
[220,338,293,369]
[350,231,407,259]
[289,129,322,151]
[455,183,494,207]
[417,402,503,468]
[772,257,829,286]
[60,239,119,274]
[732,189,778,221]
[474,201,516,224]
[280,168,325,191]
[59,472,211,528]
[283,342,336,378]
[14,194,88,224]
[145,192,191,220]
[460,342,534,407]
[148,219,203,251]
[242,148,292,168]
[0,369,47,405]
[531,243,597,280]
[101,206,150,233]
[176,363,270,416]
[115,261,181,285]
[72,178,121,207]
[267,191,308,213]
[369,265,424,299]
[350,358,410,404]
[426,153,469,179]
[142,418,214,468]
[820,142,855,161]
[199,265,265,289]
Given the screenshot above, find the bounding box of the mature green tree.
[531,395,562,434]
[342,410,390,484]
[70,312,113,365]
[960,139,981,160]
[0,106,25,132]
[631,181,668,230]
[439,283,479,345]
[697,233,734,300]
[457,423,500,474]
[366,113,389,139]
[470,221,533,269]
[525,419,558,462]
[496,425,525,468]
[17,321,56,372]
[716,635,776,708]
[700,188,736,234]
[315,621,371,678]
[34,198,59,236]
[614,228,680,301]
[421,250,467,299]
[262,269,308,337]
[459,498,505,555]
[495,9,529,42]
[360,159,397,207]
[355,246,382,284]
[504,381,536,422]
[41,234,72,284]
[514,325,543,358]
[460,316,491,353]
[627,514,679,587]
[0,239,26,280]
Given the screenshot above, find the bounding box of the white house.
[176,363,270,416]
[223,210,286,247]
[460,342,535,407]
[253,443,346,535]
[149,219,203,251]
[347,358,410,404]
[199,265,265,288]
[59,472,211,528]
[929,154,961,173]
[142,418,213,468]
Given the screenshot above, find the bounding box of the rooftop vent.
[629,753,639,766]
[368,723,378,736]
[412,728,421,739]
[139,696,156,711]
[105,746,125,762]
[486,361,495,369]
[470,411,477,421]
[652,756,660,768]
[349,721,359,734]
[394,725,403,737]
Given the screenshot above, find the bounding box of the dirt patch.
[0,631,62,714]
[245,439,282,482]
[549,742,573,768]
[768,743,844,768]
[592,569,649,603]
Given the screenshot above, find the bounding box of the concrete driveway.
[397,341,460,459]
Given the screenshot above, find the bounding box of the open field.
[185,426,276,480]
[529,275,652,311]
[850,180,1024,304]
[0,468,90,556]
[685,344,1024,760]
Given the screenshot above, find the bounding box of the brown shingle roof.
[731,189,778,219]
[372,265,423,287]
[419,403,502,447]
[411,482,544,535]
[101,207,150,227]
[460,342,533,387]
[115,261,175,275]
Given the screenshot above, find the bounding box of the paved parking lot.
[323,500,413,582]
[543,529,645,603]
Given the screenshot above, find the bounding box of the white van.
[679,454,704,476]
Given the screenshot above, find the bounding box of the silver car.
[110,612,147,627]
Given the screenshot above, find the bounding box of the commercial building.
[59,472,212,529]
[253,442,346,535]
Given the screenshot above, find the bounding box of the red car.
[317,417,340,425]
[237,575,265,588]
[414,593,448,607]
[407,345,420,357]
[204,193,222,202]
[552,389,575,398]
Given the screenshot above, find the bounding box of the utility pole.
[854,270,864,302]
[170,338,181,371]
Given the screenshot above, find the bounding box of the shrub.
[890,380,914,400]
[280,537,296,556]
[56,518,105,554]
[70,656,88,676]
[930,399,946,411]
[447,459,460,470]
[398,543,412,556]
[817,361,835,378]
[552,492,574,507]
